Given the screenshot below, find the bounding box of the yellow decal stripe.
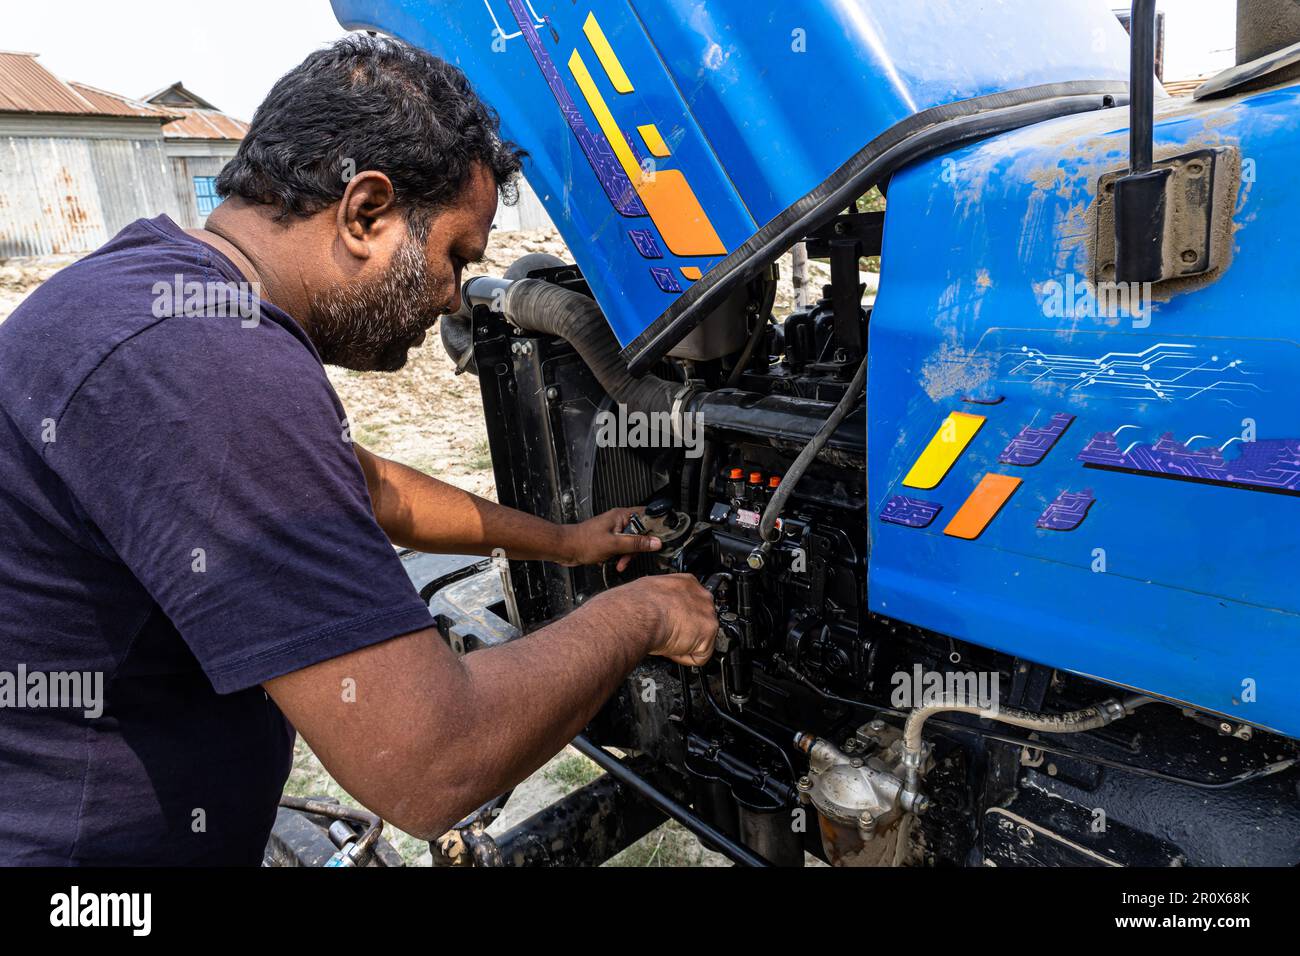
[568,49,640,181]
[583,12,634,93]
[637,123,671,157]
[568,49,726,257]
[902,412,985,490]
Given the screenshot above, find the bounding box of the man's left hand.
[559,508,662,571]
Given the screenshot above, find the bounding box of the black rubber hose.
[724,276,777,388]
[758,355,866,542]
[496,278,685,417]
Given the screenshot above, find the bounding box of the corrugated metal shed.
[69,82,177,120]
[160,108,248,141]
[0,52,173,119]
[0,134,183,256]
[0,52,192,256]
[0,51,90,115]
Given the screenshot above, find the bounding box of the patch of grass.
[468,439,494,471]
[605,821,720,867]
[542,753,602,790]
[351,420,392,448]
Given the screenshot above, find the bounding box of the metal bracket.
[1094,146,1240,287]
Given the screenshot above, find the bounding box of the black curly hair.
[217,34,525,231]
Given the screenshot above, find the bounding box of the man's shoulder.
[0,218,326,446]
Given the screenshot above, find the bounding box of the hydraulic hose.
[899,695,1152,796]
[459,276,690,420]
[902,697,1131,756]
[758,355,866,543]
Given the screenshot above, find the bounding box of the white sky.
[0,0,1243,122]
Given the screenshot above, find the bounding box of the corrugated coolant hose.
[494,278,686,418]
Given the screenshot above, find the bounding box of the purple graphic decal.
[881,495,943,529]
[628,229,663,259]
[1036,489,1095,531]
[1078,431,1300,495]
[650,267,682,293]
[999,412,1075,466]
[507,0,647,217]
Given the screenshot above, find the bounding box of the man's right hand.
[265,571,718,840]
[611,573,718,667]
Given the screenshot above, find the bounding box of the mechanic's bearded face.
[308,224,448,372]
[309,165,498,373]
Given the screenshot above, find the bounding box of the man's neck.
[193,201,314,323]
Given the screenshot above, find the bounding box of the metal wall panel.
[86,136,185,236]
[0,135,107,256]
[0,133,185,257]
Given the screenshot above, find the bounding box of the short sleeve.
[46,314,434,693]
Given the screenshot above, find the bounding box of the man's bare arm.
[353,443,657,568]
[264,574,716,839]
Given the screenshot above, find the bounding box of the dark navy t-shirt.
[0,216,434,865]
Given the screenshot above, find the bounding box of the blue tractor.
[332,0,1300,866]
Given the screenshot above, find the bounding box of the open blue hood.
[331,0,1130,364]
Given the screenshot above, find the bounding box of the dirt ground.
[0,226,862,866]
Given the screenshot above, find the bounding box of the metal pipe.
[570,735,773,867]
[697,668,797,781]
[278,795,385,867]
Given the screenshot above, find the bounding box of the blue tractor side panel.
[331,0,1130,347]
[868,85,1300,738]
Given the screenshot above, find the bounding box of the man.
[0,35,716,865]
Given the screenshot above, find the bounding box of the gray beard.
[308,236,443,372]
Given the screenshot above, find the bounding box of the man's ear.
[336,171,398,261]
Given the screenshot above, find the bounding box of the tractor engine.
[422,234,1300,867]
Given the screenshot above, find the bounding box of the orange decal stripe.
[943,474,1022,540]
